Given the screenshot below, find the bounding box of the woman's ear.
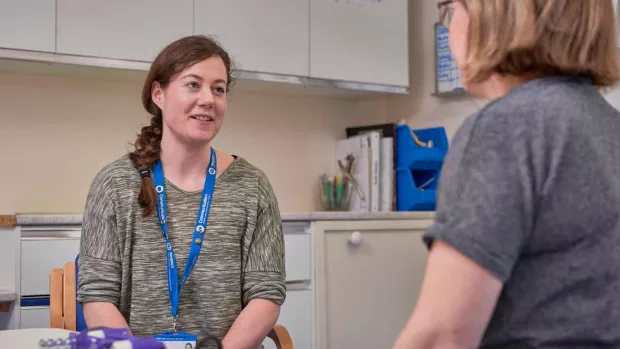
[151,81,164,110]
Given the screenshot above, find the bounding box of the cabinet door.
[309,0,408,86]
[262,287,313,349]
[0,0,55,52]
[21,237,81,296]
[194,0,309,76]
[315,220,431,349]
[56,0,193,62]
[20,307,50,329]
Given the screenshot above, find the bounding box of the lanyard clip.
[172,315,178,333]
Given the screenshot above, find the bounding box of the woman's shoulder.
[219,155,278,204]
[89,154,141,192]
[222,155,272,185]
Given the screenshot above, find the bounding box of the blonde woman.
[394,1,620,348]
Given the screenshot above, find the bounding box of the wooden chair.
[50,261,294,349]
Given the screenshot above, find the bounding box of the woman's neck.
[159,136,212,192]
[471,73,542,100]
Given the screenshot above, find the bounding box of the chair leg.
[267,324,294,349]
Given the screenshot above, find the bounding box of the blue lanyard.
[152,147,217,324]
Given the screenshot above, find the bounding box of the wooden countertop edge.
[0,289,16,312]
[0,215,17,227]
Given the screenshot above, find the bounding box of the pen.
[335,176,343,209]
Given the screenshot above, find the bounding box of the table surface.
[0,328,74,348]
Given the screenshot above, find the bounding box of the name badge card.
[154,331,197,349]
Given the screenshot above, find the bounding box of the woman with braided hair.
[77,35,286,349]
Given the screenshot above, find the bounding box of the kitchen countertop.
[15,211,434,226]
[0,288,16,303]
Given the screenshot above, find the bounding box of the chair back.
[49,255,87,331]
[49,261,76,330]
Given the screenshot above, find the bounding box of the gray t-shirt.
[77,155,286,349]
[424,76,620,348]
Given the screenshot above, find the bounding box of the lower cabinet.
[20,306,50,329]
[313,219,432,349]
[13,216,434,349]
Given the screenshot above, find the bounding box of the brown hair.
[462,0,620,88]
[129,35,235,217]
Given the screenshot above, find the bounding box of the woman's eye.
[213,86,226,95]
[187,82,199,89]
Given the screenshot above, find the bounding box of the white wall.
[0,66,386,214]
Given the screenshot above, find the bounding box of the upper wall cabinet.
[193,0,309,77]
[0,0,55,52]
[56,0,193,62]
[309,0,409,87]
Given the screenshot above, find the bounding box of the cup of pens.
[321,175,353,211]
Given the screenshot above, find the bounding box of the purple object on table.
[39,327,166,349]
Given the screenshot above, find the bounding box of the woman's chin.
[185,131,217,146]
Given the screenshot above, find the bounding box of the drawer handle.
[348,231,362,247]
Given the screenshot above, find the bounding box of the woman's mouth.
[191,115,214,122]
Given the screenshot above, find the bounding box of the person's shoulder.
[227,156,272,185]
[89,153,139,190]
[480,76,602,124]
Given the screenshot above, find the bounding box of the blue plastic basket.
[395,124,448,170]
[396,167,440,211]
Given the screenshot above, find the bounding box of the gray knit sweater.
[77,154,286,348]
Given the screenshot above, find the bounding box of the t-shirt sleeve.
[242,174,286,307]
[77,166,123,305]
[423,111,536,283]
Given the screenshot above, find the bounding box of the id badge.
[154,331,198,349]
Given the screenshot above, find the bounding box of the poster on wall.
[433,23,464,96]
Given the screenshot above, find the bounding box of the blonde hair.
[462,0,620,88]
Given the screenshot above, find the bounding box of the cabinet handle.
[348,231,362,247]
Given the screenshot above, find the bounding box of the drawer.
[284,233,311,282]
[21,237,80,296]
[20,306,50,329]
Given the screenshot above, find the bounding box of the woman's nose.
[198,90,214,107]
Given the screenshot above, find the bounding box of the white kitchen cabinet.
[313,219,432,349]
[56,0,193,62]
[21,237,80,296]
[0,0,55,52]
[20,306,50,329]
[309,0,409,86]
[193,0,309,76]
[10,213,434,347]
[284,234,312,282]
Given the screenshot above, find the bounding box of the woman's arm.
[222,299,280,349]
[229,173,286,348]
[392,241,502,349]
[77,166,127,330]
[83,302,130,329]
